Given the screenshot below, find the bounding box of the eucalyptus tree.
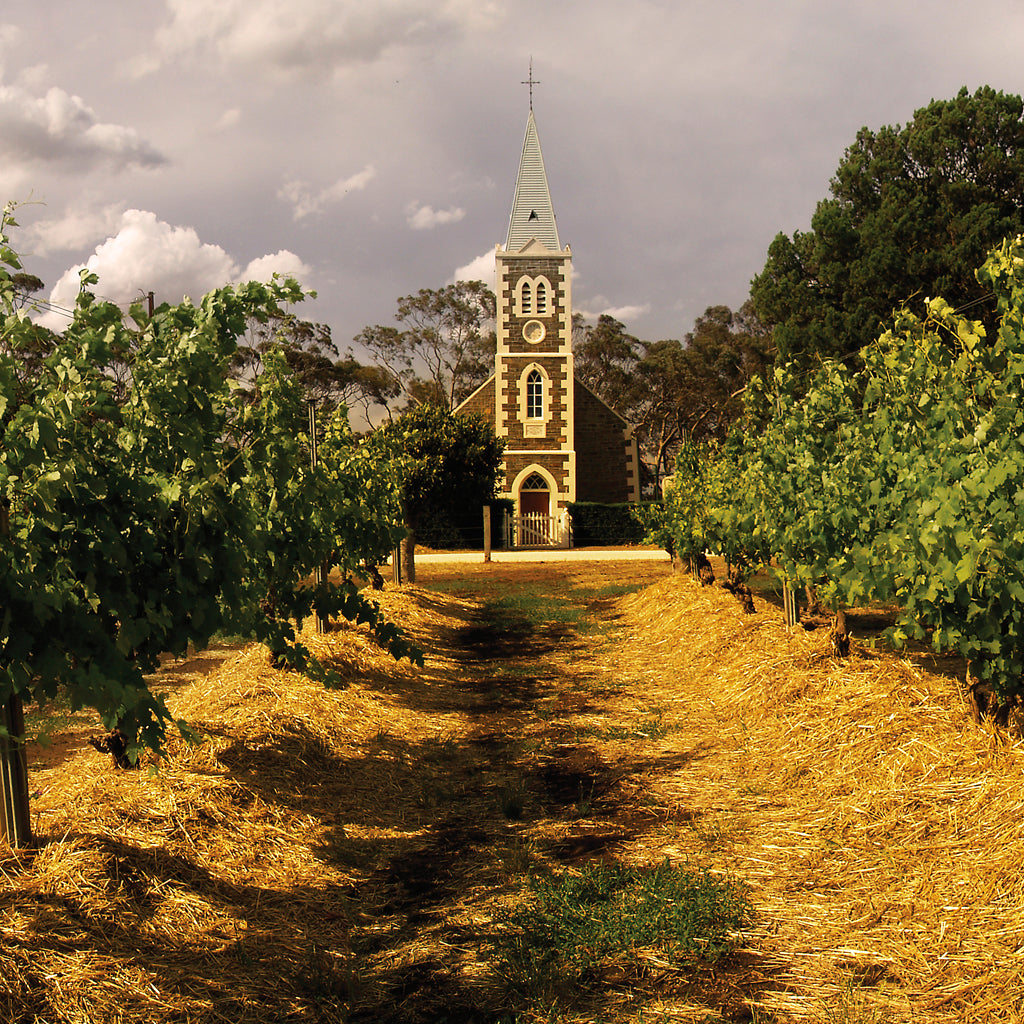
[353,280,496,413]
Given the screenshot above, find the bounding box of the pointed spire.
[505,109,560,252]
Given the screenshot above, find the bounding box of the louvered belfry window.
[535,279,547,315]
[519,278,533,315]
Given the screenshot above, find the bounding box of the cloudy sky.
[3,1,1024,352]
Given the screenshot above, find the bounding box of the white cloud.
[36,209,312,330]
[0,24,21,71]
[600,304,650,323]
[242,249,312,284]
[154,0,502,79]
[575,302,650,327]
[405,202,465,230]
[279,164,376,220]
[21,204,125,256]
[453,248,496,291]
[0,80,166,171]
[215,107,241,130]
[0,165,29,201]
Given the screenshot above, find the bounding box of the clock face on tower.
[522,319,546,344]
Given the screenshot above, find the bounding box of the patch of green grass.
[502,663,541,678]
[494,860,750,1009]
[485,592,589,630]
[418,732,458,760]
[573,712,675,743]
[422,577,483,597]
[602,716,674,741]
[572,778,596,818]
[685,812,751,850]
[819,977,900,1024]
[428,575,653,640]
[576,582,642,601]
[209,629,259,645]
[497,837,540,879]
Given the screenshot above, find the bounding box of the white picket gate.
[503,510,571,549]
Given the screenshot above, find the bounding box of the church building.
[456,107,640,545]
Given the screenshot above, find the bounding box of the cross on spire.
[521,58,539,111]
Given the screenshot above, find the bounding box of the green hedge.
[417,498,515,549]
[566,501,659,547]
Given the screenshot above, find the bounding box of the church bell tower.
[455,82,641,544]
[493,107,576,519]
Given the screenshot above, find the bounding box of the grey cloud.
[0,83,167,171]
[154,0,502,79]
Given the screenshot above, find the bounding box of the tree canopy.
[634,303,772,485]
[230,309,402,423]
[572,313,642,416]
[751,86,1024,368]
[370,404,503,581]
[0,217,416,764]
[353,280,496,414]
[570,306,770,488]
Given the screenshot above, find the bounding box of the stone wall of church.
[502,452,570,500]
[499,255,569,357]
[573,384,635,503]
[456,378,495,426]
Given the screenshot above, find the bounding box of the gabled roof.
[505,110,561,253]
[574,378,634,429]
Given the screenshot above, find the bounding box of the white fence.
[503,510,571,549]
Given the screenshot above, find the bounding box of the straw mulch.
[600,575,1024,1023]
[1,587,492,1024]
[3,561,1024,1022]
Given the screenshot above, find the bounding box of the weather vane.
[522,58,539,111]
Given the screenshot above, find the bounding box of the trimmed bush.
[567,501,659,547]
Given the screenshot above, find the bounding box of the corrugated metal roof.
[505,110,561,252]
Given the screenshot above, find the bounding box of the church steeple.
[505,109,561,252]
[452,87,639,529]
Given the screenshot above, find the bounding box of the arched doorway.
[519,471,549,517]
[518,471,551,547]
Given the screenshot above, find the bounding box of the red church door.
[521,490,548,516]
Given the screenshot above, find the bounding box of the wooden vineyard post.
[783,585,799,628]
[1,693,31,849]
[483,504,492,562]
[308,401,328,633]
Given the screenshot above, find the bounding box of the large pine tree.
[751,86,1024,368]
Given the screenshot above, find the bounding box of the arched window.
[526,369,543,418]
